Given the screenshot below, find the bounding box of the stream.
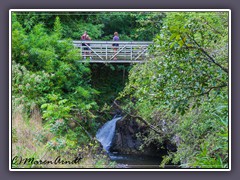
[96,115,171,168]
[108,152,163,168]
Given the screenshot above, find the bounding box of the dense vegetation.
[119,12,229,168]
[12,14,105,168]
[12,11,229,168]
[15,11,165,41]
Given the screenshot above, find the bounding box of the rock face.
[110,117,167,156]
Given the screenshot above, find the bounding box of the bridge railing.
[73,40,153,63]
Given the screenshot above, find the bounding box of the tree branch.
[188,83,228,98]
[186,34,228,73]
[203,18,223,36]
[113,100,162,135]
[68,118,93,140]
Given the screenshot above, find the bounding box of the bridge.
[73,41,153,63]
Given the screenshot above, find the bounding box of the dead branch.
[68,118,93,140]
[113,100,162,135]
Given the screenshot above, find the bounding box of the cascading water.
[95,115,169,168]
[96,115,122,152]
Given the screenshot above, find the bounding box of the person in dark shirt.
[86,35,92,60]
[112,32,119,60]
[81,31,88,59]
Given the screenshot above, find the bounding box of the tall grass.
[12,103,115,168]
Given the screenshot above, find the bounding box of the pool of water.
[109,152,174,168]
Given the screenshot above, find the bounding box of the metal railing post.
[106,42,108,61]
[80,41,83,59]
[130,42,133,61]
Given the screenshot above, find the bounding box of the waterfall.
[96,115,122,152]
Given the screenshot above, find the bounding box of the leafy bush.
[12,12,99,153]
[119,12,229,168]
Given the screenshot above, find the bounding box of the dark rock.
[127,136,135,148]
[128,126,134,134]
[110,117,167,157]
[115,133,122,147]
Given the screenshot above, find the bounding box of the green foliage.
[90,64,131,107]
[12,12,97,106]
[169,92,228,168]
[41,94,73,123]
[53,16,63,38]
[12,11,229,169]
[122,12,228,115]
[119,12,229,168]
[130,12,166,40]
[47,137,66,151]
[12,13,28,63]
[15,12,104,40]
[12,128,18,143]
[62,21,104,40]
[12,13,99,153]
[15,11,166,41]
[12,61,51,108]
[99,12,135,39]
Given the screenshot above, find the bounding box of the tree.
[119,12,229,168]
[130,12,165,40]
[12,13,99,149]
[123,12,228,114]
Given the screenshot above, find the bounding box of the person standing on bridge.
[86,35,92,60]
[112,32,119,60]
[81,31,88,59]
